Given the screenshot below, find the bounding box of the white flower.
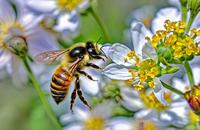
[0,0,58,86]
[103,21,168,105]
[173,66,200,94]
[151,6,200,34]
[25,0,89,36]
[60,102,114,130]
[128,5,157,28]
[108,117,170,130]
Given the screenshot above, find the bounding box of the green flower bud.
[7,36,28,57]
[188,0,200,15]
[157,47,172,63]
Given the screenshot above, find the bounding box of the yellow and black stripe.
[50,66,72,104]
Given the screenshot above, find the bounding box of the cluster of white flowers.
[0,0,200,130]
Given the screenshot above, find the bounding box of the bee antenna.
[96,37,102,44]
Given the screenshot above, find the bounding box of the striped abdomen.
[50,66,73,104]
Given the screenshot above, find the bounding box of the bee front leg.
[75,75,92,110]
[86,63,102,70]
[77,69,97,81]
[70,87,77,112]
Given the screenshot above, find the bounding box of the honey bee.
[35,41,107,111]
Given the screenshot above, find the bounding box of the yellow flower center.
[146,20,200,60]
[133,120,156,130]
[57,0,83,11]
[140,91,171,112]
[83,116,105,130]
[124,51,140,64]
[0,21,23,48]
[128,59,160,90]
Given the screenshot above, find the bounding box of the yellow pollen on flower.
[83,116,105,130]
[133,120,156,130]
[124,51,140,64]
[133,84,144,91]
[148,20,200,60]
[140,91,169,112]
[189,110,199,123]
[0,21,23,48]
[148,80,155,88]
[57,0,83,11]
[191,28,200,36]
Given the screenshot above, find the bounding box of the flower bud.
[6,36,28,57]
[185,85,200,115]
[188,0,200,16]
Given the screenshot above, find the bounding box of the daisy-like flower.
[128,5,157,28]
[25,0,89,38]
[108,117,172,130]
[60,102,114,130]
[103,21,175,105]
[0,0,57,85]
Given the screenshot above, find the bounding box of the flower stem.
[184,61,194,86]
[88,7,110,42]
[180,0,187,22]
[186,13,196,33]
[161,81,184,97]
[22,57,62,130]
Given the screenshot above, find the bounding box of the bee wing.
[35,49,70,64]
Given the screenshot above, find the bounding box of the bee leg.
[77,69,97,81]
[75,75,92,110]
[70,87,77,112]
[86,63,102,70]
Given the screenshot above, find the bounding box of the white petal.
[168,0,181,7]
[26,0,57,14]
[0,0,16,22]
[192,67,200,85]
[77,0,90,11]
[108,117,132,130]
[60,113,77,125]
[121,87,143,111]
[80,76,99,95]
[0,50,11,69]
[26,27,58,56]
[142,41,157,61]
[100,43,112,57]
[131,21,152,58]
[54,11,80,33]
[73,107,89,120]
[108,43,135,66]
[134,109,156,119]
[172,78,187,93]
[153,78,168,105]
[152,7,181,33]
[63,124,83,130]
[21,14,44,31]
[103,63,132,80]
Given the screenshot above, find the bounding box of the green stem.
[161,81,184,97]
[89,7,110,42]
[22,57,62,130]
[181,5,187,22]
[184,61,195,86]
[186,13,196,33]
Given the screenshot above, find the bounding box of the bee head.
[86,41,107,61]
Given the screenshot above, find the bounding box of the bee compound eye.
[69,47,86,58]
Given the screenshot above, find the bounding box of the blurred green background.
[0,0,168,130]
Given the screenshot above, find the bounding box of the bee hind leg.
[75,75,92,110]
[70,87,77,112]
[77,69,97,81]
